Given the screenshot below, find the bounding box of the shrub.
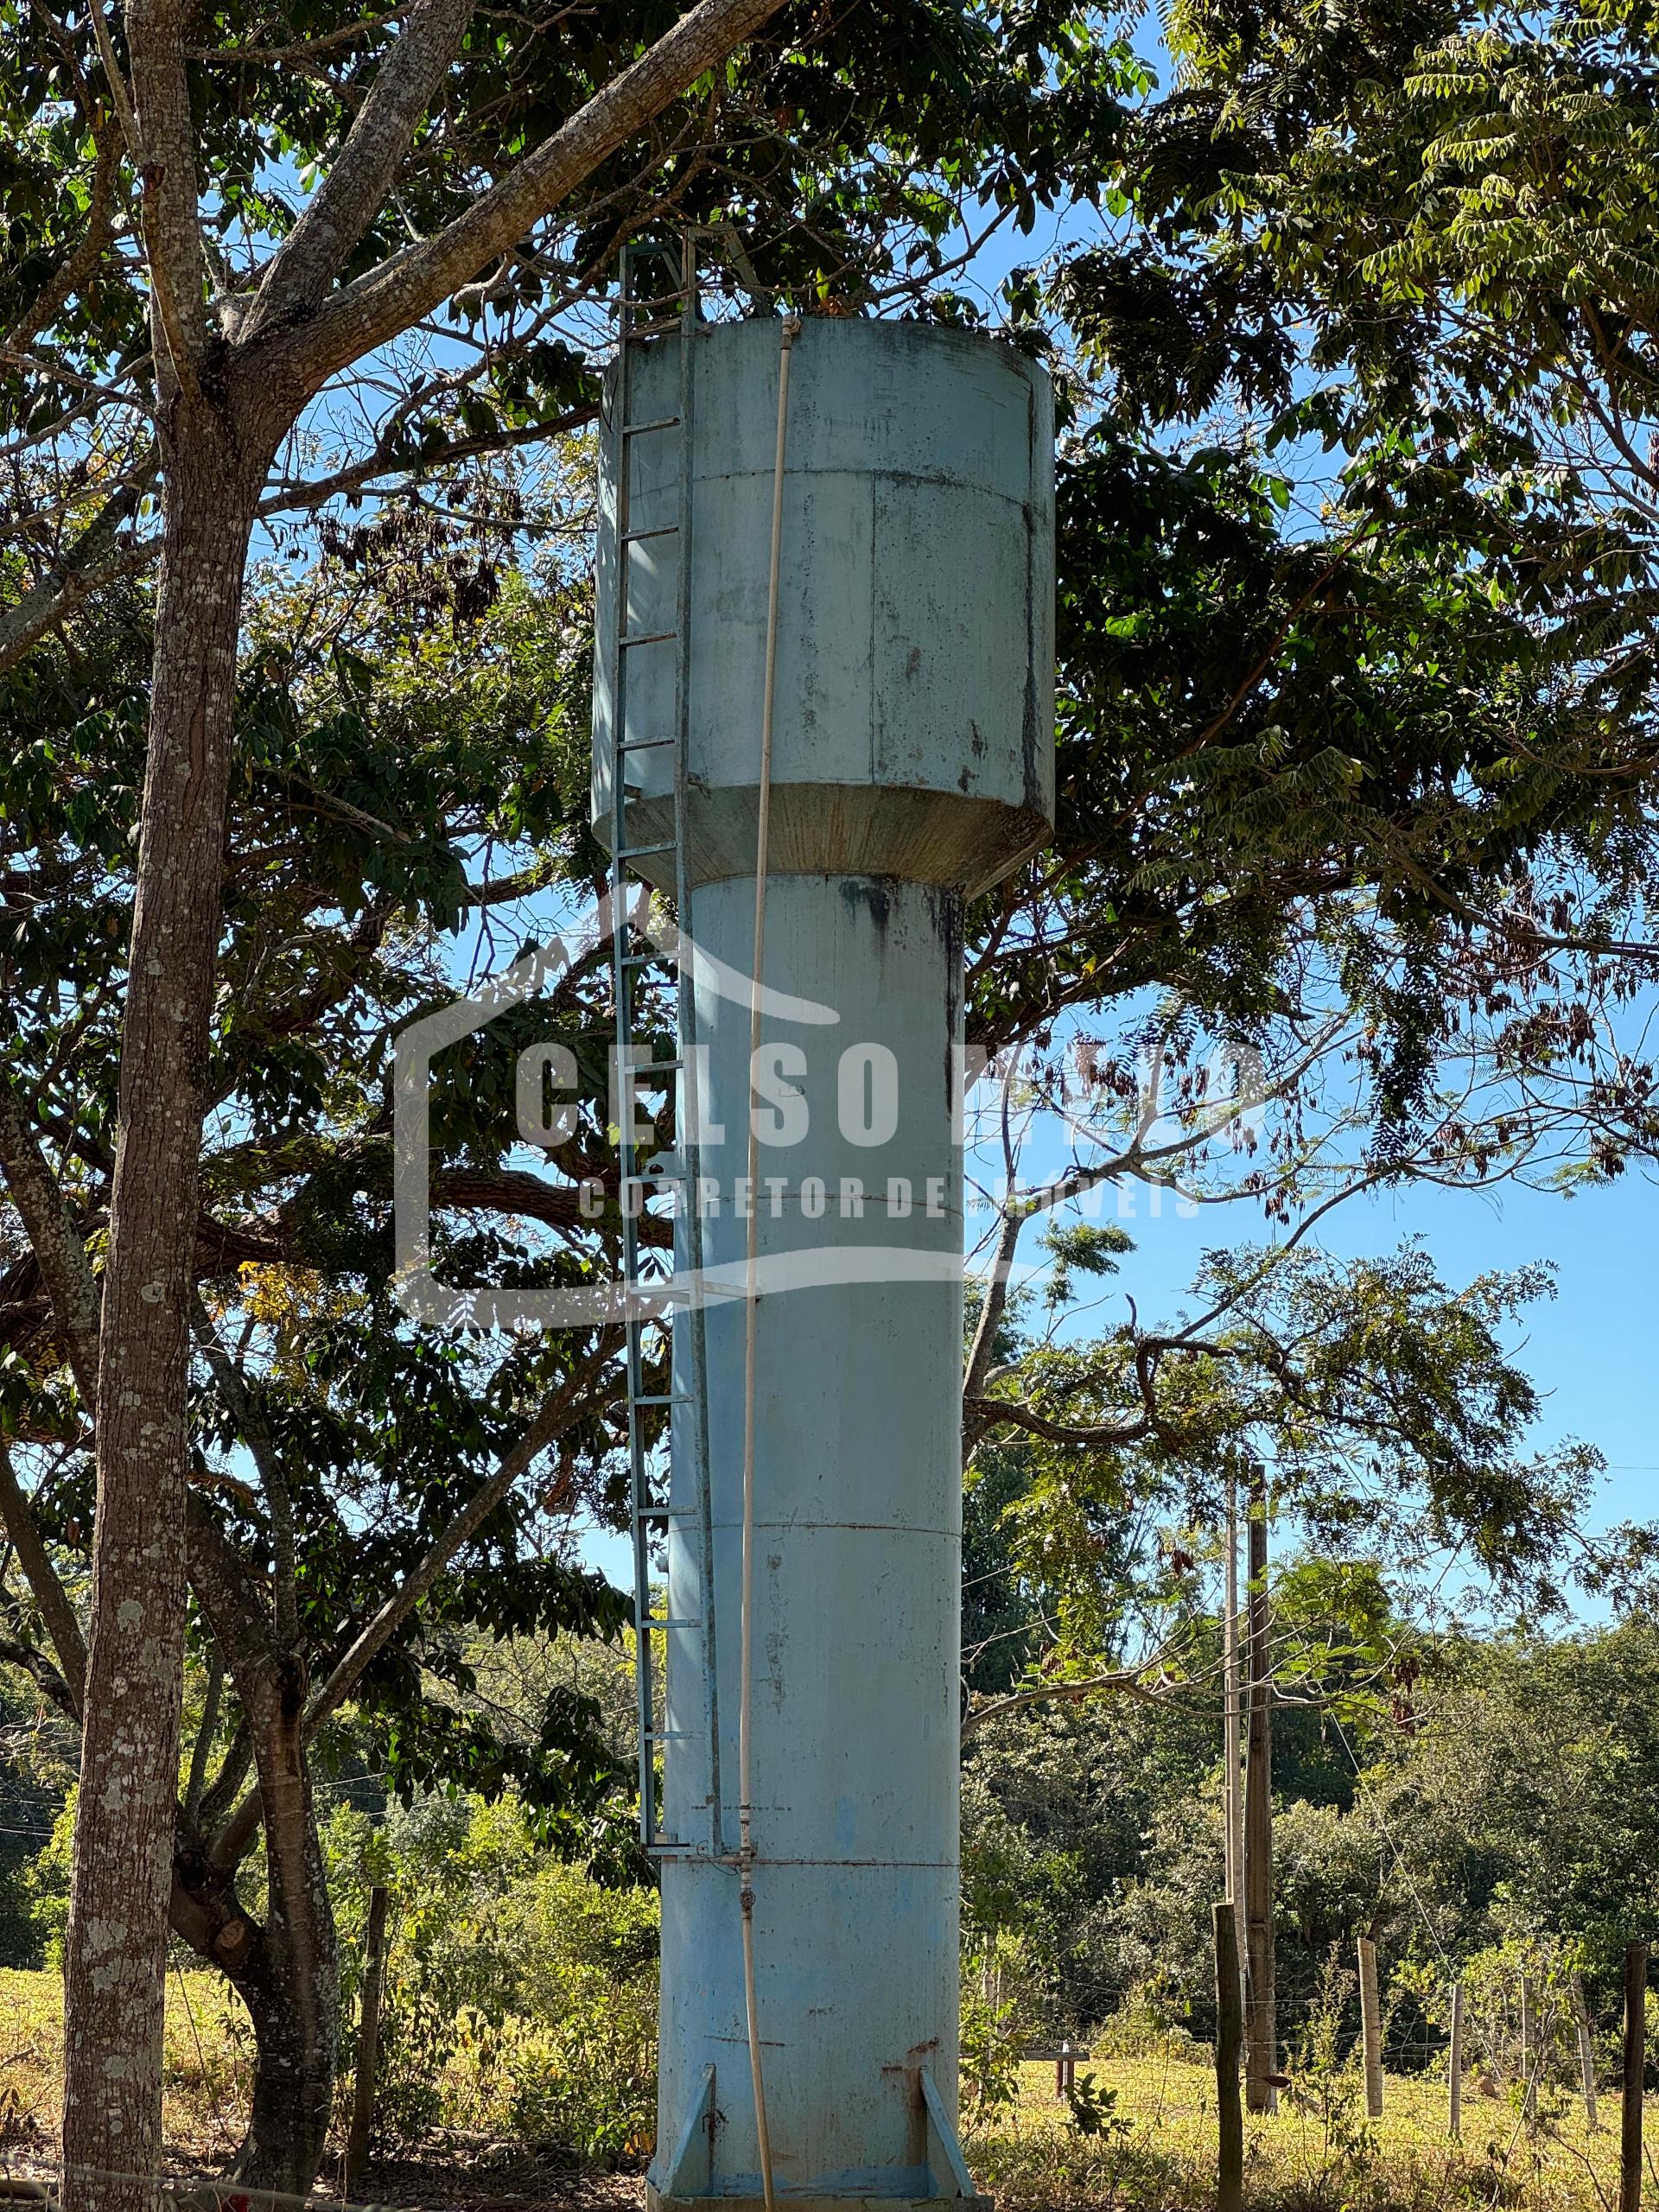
[326,1793,659,2163]
[21,1799,73,1970]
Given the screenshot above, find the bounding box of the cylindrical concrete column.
[660,874,967,2205]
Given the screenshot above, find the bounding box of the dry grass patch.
[0,1965,251,2164]
[2,1975,1647,2211]
[966,2053,1638,2211]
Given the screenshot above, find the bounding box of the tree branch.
[182,1646,224,1828]
[963,1393,1154,1452]
[207,1332,616,1866]
[244,0,478,340]
[962,1661,1182,1738]
[195,1715,252,1838]
[963,1206,1025,1409]
[125,0,208,395]
[189,1294,300,1649]
[303,1333,615,1734]
[0,1439,86,1714]
[259,404,595,520]
[0,471,158,678]
[0,1068,100,1404]
[86,0,142,158]
[3,135,120,356]
[275,0,789,392]
[0,1629,77,1721]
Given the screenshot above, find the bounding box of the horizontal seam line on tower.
[702,1522,963,1537]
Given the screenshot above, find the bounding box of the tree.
[0,539,658,2186]
[1366,1624,1659,1992]
[957,1210,1627,2111]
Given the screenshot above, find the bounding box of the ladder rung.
[634,1504,697,1521]
[620,631,676,651]
[625,1056,683,1076]
[643,1728,692,1741]
[623,524,680,545]
[632,1391,694,1407]
[617,732,677,752]
[623,317,684,340]
[621,415,681,438]
[639,1617,699,1631]
[620,950,662,969]
[619,839,675,860]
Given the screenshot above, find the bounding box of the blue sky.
[1035,1156,1656,1532]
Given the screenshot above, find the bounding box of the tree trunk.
[232,1665,340,2196]
[236,1936,340,2198]
[60,404,267,2212]
[1243,1465,1277,2114]
[1577,1976,1601,2133]
[181,1503,341,2195]
[170,1779,339,2201]
[169,1833,340,2199]
[346,1886,391,2194]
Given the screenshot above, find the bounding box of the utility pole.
[1243,1460,1277,2114]
[1623,1942,1647,2212]
[1214,1904,1244,2212]
[1224,1468,1245,1987]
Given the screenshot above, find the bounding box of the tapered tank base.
[647,2060,988,2212]
[649,2192,992,2211]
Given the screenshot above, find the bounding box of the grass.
[967,2050,1643,2211]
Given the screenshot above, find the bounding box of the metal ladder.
[604,234,722,1859]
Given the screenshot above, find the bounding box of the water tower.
[593,289,1054,2211]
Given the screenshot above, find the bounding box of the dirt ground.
[0,2142,645,2212]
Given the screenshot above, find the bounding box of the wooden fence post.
[1215,1903,1244,2212]
[346,1884,391,2197]
[1623,1942,1648,2212]
[1575,1976,1600,2134]
[1448,1981,1465,2142]
[1054,2038,1076,2100]
[1357,1936,1384,2119]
